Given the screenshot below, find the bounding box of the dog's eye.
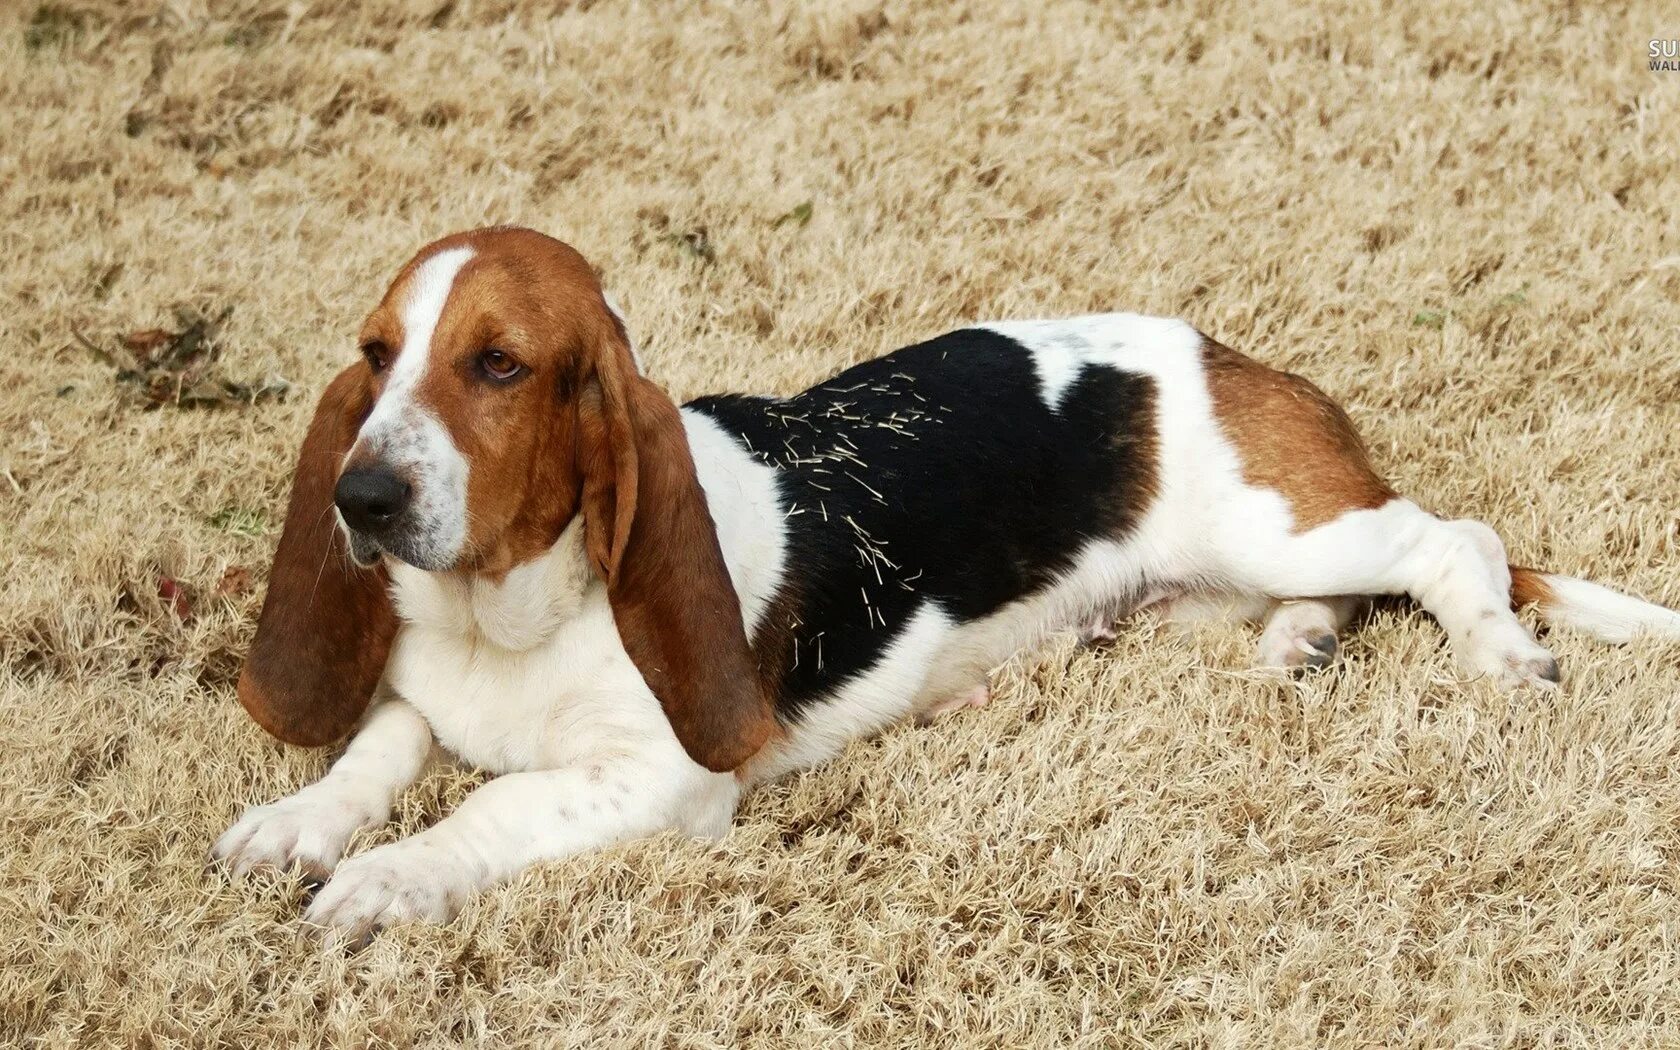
[479,348,523,381]
[360,340,390,372]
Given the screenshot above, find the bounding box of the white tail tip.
[1513,567,1680,644]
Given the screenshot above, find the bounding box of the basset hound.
[212,226,1680,939]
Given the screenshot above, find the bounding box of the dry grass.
[4,1,1680,1045]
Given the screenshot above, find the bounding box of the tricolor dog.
[213,227,1680,939]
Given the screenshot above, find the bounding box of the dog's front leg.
[302,757,737,940]
[212,699,434,882]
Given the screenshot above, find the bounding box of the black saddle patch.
[688,327,1159,719]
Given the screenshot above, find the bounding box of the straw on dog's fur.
[5,1,1680,1044]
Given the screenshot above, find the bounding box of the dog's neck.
[385,517,595,652]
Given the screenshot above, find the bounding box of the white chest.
[382,527,663,774]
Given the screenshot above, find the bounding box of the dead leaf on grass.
[73,306,290,409]
[156,577,191,622]
[773,200,815,228]
[661,228,716,265]
[214,566,252,597]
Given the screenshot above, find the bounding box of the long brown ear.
[577,341,775,773]
[237,364,398,747]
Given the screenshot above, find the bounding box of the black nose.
[334,468,411,533]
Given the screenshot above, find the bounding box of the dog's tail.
[1510,566,1680,643]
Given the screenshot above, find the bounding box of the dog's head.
[236,227,773,772]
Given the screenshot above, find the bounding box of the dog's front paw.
[303,838,477,942]
[212,789,383,883]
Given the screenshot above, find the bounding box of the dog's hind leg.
[1225,502,1558,687]
[1255,595,1367,672]
[1198,337,1554,685]
[1151,590,1365,672]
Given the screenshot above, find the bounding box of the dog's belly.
[743,534,1181,782]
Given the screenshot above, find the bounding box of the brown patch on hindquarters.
[1200,338,1394,531]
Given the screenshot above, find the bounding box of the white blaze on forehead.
[392,246,475,396]
[360,244,474,441]
[352,245,475,570]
